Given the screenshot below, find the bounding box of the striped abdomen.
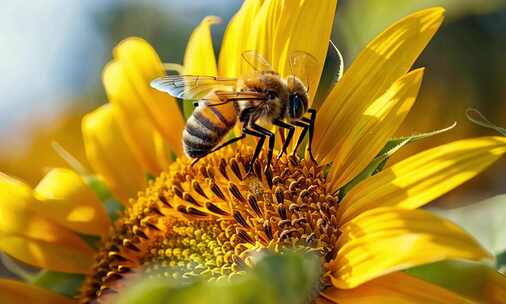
[183,101,237,158]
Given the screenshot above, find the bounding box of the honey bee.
[151,51,318,171]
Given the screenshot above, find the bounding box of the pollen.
[79,146,340,303]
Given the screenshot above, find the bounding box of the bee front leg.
[243,127,266,173]
[292,108,317,162]
[250,122,275,173]
[272,119,295,160]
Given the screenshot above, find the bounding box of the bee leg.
[250,122,275,173]
[304,109,317,162]
[292,109,316,162]
[243,128,266,172]
[210,133,246,154]
[272,119,295,160]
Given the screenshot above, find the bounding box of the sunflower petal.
[219,0,265,77]
[33,168,110,236]
[0,174,94,273]
[103,61,163,174]
[320,272,473,304]
[338,136,506,224]
[183,16,220,118]
[82,104,146,203]
[273,0,336,101]
[314,7,445,164]
[184,16,220,76]
[114,37,185,156]
[329,207,491,289]
[0,279,74,304]
[326,69,424,191]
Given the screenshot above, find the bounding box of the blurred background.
[1,1,505,208]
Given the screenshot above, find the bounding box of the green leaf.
[466,108,506,136]
[428,194,506,256]
[339,122,457,198]
[117,250,321,304]
[404,260,505,303]
[84,175,124,221]
[30,270,84,298]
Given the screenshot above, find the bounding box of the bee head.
[286,76,308,120]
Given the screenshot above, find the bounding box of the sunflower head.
[79,146,342,302]
[2,2,506,304]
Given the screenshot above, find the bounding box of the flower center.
[79,146,340,303]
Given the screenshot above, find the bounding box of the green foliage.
[405,260,502,303]
[116,250,321,304]
[84,175,124,221]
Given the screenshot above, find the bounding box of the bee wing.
[151,75,238,100]
[213,90,267,103]
[288,51,319,93]
[241,50,274,72]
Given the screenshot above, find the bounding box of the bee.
[151,51,318,171]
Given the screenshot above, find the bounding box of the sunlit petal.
[184,16,220,76]
[219,0,265,77]
[338,136,506,224]
[330,207,491,289]
[314,7,445,164]
[33,168,110,237]
[273,0,336,101]
[326,69,424,191]
[103,61,164,174]
[82,104,146,203]
[114,37,185,156]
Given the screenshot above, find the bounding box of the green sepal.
[30,270,84,298]
[466,108,506,136]
[339,122,456,198]
[497,251,506,270]
[84,175,124,222]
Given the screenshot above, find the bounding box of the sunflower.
[1,1,506,304]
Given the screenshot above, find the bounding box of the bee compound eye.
[289,93,304,118]
[266,90,277,100]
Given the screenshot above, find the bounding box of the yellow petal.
[338,136,506,224]
[219,0,265,77]
[184,16,220,76]
[113,37,185,156]
[82,104,146,203]
[330,207,491,289]
[314,7,445,163]
[321,272,473,304]
[326,69,424,191]
[103,61,162,174]
[183,16,220,118]
[0,279,74,304]
[0,174,94,273]
[33,168,110,236]
[273,0,337,101]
